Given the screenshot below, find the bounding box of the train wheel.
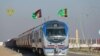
[36,48,42,56]
[41,49,45,56]
[39,48,42,55]
[32,48,36,52]
[33,48,39,56]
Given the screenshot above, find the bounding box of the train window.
[46,28,66,36]
[39,38,41,42]
[46,28,66,43]
[53,24,58,27]
[30,33,32,37]
[32,39,34,42]
[36,31,39,38]
[34,31,39,39]
[39,30,42,36]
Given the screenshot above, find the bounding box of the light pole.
[99,30,100,35]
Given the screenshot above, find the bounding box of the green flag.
[32,9,42,19]
[58,8,67,17]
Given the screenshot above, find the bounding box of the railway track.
[6,46,44,56]
[1,46,96,56]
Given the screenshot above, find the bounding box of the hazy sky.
[0,0,100,41]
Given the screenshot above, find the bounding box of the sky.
[0,0,100,41]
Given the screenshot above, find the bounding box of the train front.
[42,20,69,56]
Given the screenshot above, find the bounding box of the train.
[5,20,69,56]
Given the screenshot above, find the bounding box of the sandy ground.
[0,46,22,56]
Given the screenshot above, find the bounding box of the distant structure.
[75,29,80,47]
[75,29,79,45]
[69,29,100,48]
[69,29,80,48]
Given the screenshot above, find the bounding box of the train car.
[42,20,69,56]
[16,24,43,54]
[15,20,69,56]
[5,38,17,48]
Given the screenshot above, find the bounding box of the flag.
[32,9,42,19]
[58,8,67,17]
[7,8,15,16]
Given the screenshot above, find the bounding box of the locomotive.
[10,20,69,56]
